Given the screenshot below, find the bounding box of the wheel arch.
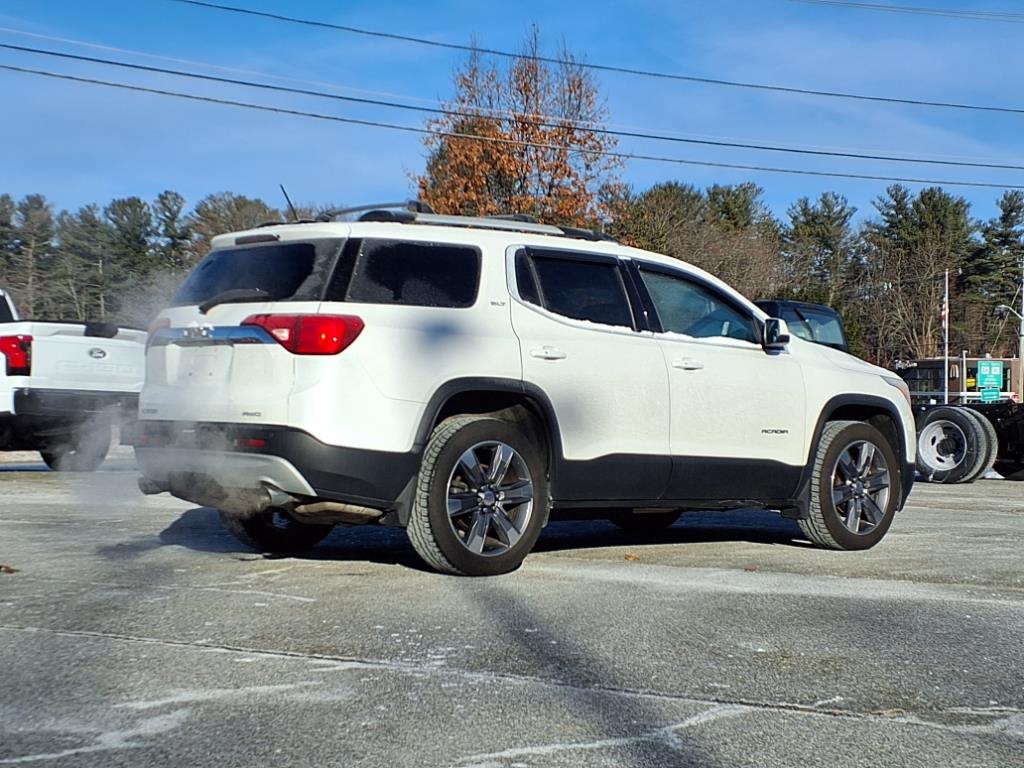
[414,378,564,487]
[802,395,913,509]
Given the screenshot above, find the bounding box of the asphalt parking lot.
[0,453,1021,768]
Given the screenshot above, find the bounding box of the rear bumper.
[135,422,419,511]
[12,388,139,418]
[0,388,138,448]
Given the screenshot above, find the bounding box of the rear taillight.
[0,335,32,376]
[241,314,364,355]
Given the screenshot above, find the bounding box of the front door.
[632,262,807,501]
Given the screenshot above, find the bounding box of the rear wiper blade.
[198,289,271,314]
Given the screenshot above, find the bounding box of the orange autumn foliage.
[416,28,622,227]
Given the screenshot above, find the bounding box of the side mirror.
[763,317,791,350]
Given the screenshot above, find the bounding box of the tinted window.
[515,250,541,305]
[339,239,480,308]
[0,295,13,323]
[172,243,317,307]
[640,268,757,343]
[529,255,633,328]
[780,306,847,349]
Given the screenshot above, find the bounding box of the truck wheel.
[799,420,899,551]
[219,508,333,553]
[962,408,999,481]
[40,421,112,472]
[407,415,548,576]
[609,509,681,532]
[915,407,986,484]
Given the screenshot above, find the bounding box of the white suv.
[137,204,916,576]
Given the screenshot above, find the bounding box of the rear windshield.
[171,243,319,307]
[0,295,14,323]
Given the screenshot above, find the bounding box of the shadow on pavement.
[536,509,810,554]
[117,506,808,569]
[460,580,726,767]
[156,507,427,569]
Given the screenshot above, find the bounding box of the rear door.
[509,247,670,502]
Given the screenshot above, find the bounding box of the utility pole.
[943,270,950,405]
[1002,257,1024,402]
[996,260,1024,401]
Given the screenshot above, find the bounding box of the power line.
[0,25,449,111]
[4,29,1016,168]
[6,42,1024,173]
[167,0,1024,117]
[791,1,1024,22]
[4,63,1024,191]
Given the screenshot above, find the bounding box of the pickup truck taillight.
[241,315,364,355]
[0,334,32,375]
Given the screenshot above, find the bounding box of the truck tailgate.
[3,322,145,394]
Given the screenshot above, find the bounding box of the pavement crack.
[2,623,1019,742]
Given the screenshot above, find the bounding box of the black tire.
[799,420,899,551]
[219,507,333,553]
[915,406,987,484]
[407,415,549,576]
[40,420,112,472]
[962,408,999,481]
[994,460,1024,481]
[609,509,681,532]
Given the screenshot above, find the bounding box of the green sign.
[977,360,1004,391]
[980,388,1001,403]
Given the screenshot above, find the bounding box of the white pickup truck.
[0,288,146,470]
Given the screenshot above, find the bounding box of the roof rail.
[336,206,617,243]
[319,200,435,221]
[486,213,540,224]
[307,200,617,242]
[256,218,318,228]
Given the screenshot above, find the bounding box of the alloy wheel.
[445,441,534,557]
[830,439,891,535]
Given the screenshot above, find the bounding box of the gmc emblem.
[183,325,214,339]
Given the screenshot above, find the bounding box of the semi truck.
[756,298,1023,483]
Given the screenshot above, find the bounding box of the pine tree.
[0,194,15,257]
[9,195,56,317]
[784,192,858,305]
[153,190,191,273]
[186,192,281,262]
[966,191,1023,302]
[863,186,977,360]
[54,205,115,319]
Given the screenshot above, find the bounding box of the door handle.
[672,358,705,371]
[531,346,567,361]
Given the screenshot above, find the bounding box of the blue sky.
[2,0,1023,224]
